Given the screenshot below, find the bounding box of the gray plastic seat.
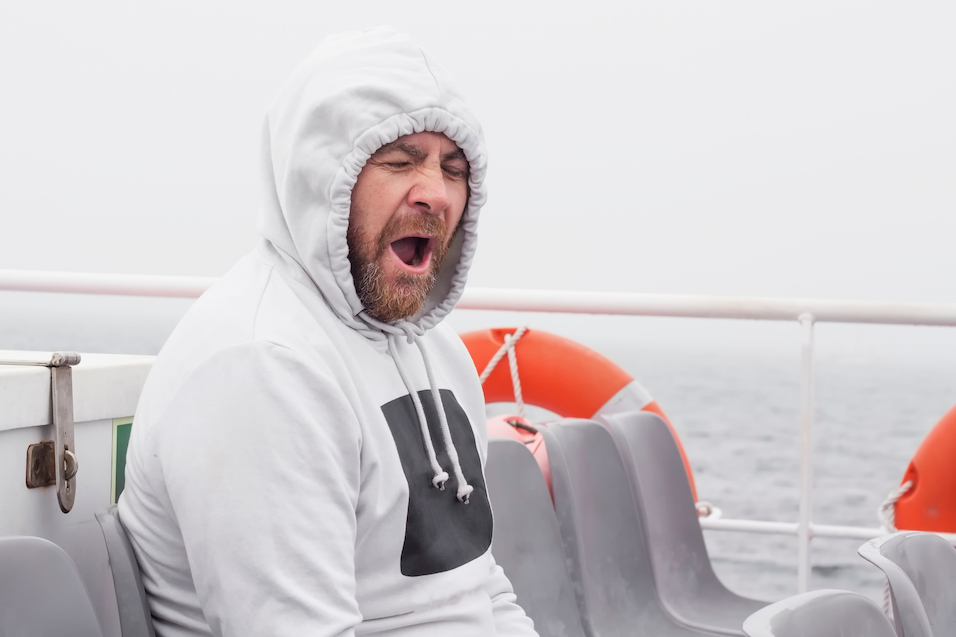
[599,410,768,634]
[859,530,955,637]
[742,589,897,637]
[541,418,716,636]
[0,535,104,637]
[96,505,156,637]
[486,438,586,637]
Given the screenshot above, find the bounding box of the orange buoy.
[894,404,956,532]
[462,327,697,501]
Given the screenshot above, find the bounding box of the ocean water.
[3,290,955,605]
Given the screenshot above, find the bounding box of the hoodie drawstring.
[382,324,474,503]
[417,340,474,504]
[387,333,449,491]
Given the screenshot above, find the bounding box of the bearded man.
[119,27,538,637]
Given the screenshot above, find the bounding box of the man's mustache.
[375,213,448,259]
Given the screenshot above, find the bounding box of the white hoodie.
[119,28,538,637]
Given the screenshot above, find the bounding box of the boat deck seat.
[541,418,728,636]
[742,589,897,636]
[96,505,156,637]
[599,410,768,634]
[859,530,955,637]
[0,535,104,637]
[486,437,587,637]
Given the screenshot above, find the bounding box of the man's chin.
[357,265,434,324]
[367,293,428,324]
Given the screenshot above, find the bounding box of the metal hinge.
[2,352,81,513]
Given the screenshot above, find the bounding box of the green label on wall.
[112,417,133,504]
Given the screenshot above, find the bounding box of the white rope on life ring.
[478,324,529,418]
[875,479,914,619]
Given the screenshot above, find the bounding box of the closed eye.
[443,166,468,180]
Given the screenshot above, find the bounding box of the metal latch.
[2,352,81,513]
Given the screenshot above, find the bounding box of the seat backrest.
[601,411,766,629]
[883,531,956,636]
[96,505,156,637]
[542,419,703,636]
[0,536,104,637]
[860,531,953,637]
[485,438,586,637]
[743,589,897,637]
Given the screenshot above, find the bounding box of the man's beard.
[347,211,459,324]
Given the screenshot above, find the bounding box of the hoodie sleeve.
[153,341,363,637]
[483,554,539,636]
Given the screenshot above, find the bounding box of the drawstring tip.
[432,471,449,491]
[457,484,474,504]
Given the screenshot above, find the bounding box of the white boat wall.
[0,351,153,637]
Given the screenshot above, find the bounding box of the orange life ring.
[894,404,956,532]
[461,327,697,501]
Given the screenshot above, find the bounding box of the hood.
[257,27,488,339]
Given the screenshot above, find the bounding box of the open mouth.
[390,236,433,270]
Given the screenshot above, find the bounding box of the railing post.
[797,313,815,593]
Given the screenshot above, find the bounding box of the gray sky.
[3,1,955,304]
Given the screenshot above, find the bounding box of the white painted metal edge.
[0,352,154,432]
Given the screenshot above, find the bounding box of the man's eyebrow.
[373,141,428,161]
[372,141,467,165]
[441,148,467,163]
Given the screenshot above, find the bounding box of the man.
[119,27,538,637]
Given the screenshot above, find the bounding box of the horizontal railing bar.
[3,269,956,326]
[457,288,956,327]
[701,518,799,535]
[812,523,888,541]
[701,517,956,545]
[0,270,216,299]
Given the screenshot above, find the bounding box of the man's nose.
[407,166,449,214]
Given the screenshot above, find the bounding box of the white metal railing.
[5,268,956,592]
[458,287,956,326]
[5,269,956,326]
[0,269,217,298]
